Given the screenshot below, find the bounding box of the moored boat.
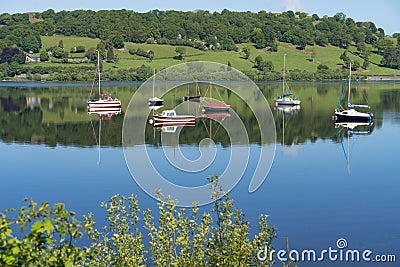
[274,54,301,106]
[148,69,164,107]
[334,62,373,122]
[87,51,121,112]
[152,109,195,123]
[203,81,230,112]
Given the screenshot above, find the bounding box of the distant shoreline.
[2,79,400,87]
[366,75,400,81]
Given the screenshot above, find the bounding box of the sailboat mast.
[97,50,101,96]
[282,54,286,95]
[348,62,351,105]
[152,68,155,97]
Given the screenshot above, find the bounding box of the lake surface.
[1,80,399,266]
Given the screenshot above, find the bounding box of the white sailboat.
[334,62,373,122]
[148,68,164,107]
[87,51,122,113]
[274,54,301,106]
[152,109,195,125]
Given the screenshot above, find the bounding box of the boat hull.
[275,99,301,106]
[153,111,195,123]
[154,121,195,127]
[152,110,195,125]
[203,103,230,113]
[153,116,195,123]
[183,95,201,102]
[335,109,373,123]
[88,100,121,107]
[148,99,164,106]
[88,108,121,114]
[88,99,121,112]
[204,107,230,113]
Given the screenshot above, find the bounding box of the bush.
[40,50,49,61]
[70,46,85,53]
[128,47,137,55]
[0,175,276,266]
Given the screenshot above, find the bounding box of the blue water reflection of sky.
[1,115,399,267]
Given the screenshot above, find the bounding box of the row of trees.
[0,61,153,81]
[0,60,352,82]
[0,9,395,53]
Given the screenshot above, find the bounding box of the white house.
[26,55,40,62]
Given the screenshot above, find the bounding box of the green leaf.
[4,255,16,265]
[11,246,20,255]
[43,219,54,233]
[31,221,43,233]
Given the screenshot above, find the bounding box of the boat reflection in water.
[275,104,300,148]
[149,105,164,111]
[335,121,373,175]
[155,122,196,133]
[275,104,300,115]
[202,110,231,119]
[88,109,122,164]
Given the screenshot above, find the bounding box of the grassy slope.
[39,35,400,76]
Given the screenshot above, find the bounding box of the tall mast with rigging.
[282,54,286,95]
[348,62,351,106]
[97,50,101,96]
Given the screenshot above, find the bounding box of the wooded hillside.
[0,9,399,81]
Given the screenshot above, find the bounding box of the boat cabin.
[161,110,177,117]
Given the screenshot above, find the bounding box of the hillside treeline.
[0,9,395,51]
[0,9,399,80]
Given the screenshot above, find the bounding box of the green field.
[38,35,400,76]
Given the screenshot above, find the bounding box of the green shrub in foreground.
[0,175,276,266]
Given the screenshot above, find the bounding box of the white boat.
[152,109,195,124]
[87,94,122,113]
[88,51,121,113]
[335,109,373,122]
[274,54,301,106]
[334,62,373,122]
[148,68,164,107]
[148,96,164,107]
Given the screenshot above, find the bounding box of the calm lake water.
[1,80,399,266]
